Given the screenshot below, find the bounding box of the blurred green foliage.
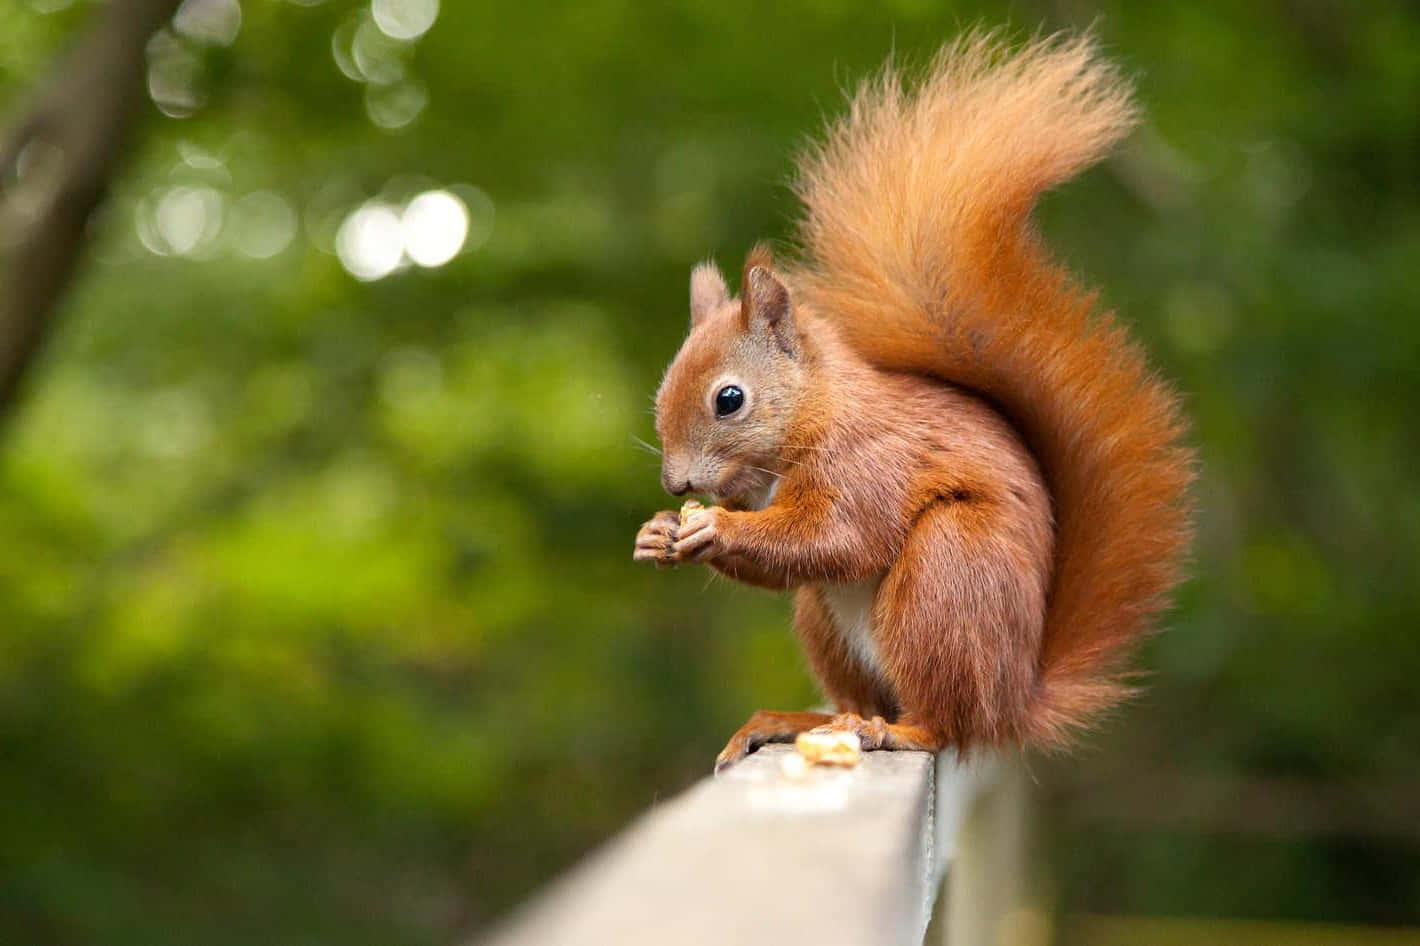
[1,0,1417,943]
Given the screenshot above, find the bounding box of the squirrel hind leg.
[792,585,900,720]
[872,497,1049,749]
[714,710,833,773]
[813,712,946,752]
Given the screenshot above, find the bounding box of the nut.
[795,728,862,767]
[678,499,704,526]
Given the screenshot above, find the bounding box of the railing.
[479,744,1038,946]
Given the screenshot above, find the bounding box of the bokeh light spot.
[371,0,438,41]
[173,0,242,47]
[146,30,206,118]
[230,191,298,259]
[401,190,467,268]
[330,15,364,82]
[352,15,407,85]
[365,79,427,131]
[336,202,404,281]
[140,186,224,257]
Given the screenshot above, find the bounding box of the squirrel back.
[789,32,1195,748]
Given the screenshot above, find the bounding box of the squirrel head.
[655,246,807,504]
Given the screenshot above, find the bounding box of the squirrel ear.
[689,262,730,326]
[743,264,796,357]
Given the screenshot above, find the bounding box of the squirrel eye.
[714,384,745,417]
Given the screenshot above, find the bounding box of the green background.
[1,0,1417,943]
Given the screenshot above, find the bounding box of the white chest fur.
[819,575,885,676]
[740,475,781,511]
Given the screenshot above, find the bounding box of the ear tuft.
[741,252,796,356]
[741,242,775,282]
[689,262,729,326]
[745,266,790,326]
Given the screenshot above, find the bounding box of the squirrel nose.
[661,456,693,495]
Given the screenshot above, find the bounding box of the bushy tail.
[791,31,1194,748]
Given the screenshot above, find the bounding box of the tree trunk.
[0,0,183,420]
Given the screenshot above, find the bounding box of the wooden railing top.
[481,745,1000,946]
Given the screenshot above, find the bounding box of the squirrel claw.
[713,726,761,774]
[855,714,891,748]
[633,511,681,566]
[713,734,756,774]
[813,713,889,750]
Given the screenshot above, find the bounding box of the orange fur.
[634,31,1194,765]
[791,31,1194,747]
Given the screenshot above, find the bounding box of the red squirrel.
[633,32,1194,771]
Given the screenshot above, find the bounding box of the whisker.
[630,434,663,457]
[745,464,784,478]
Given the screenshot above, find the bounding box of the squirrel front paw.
[673,504,727,562]
[633,510,681,567]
